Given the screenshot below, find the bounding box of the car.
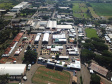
[23,76,27,81]
[27,64,31,70]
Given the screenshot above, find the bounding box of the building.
[59,56,69,60]
[11,2,29,13]
[46,20,57,29]
[57,25,72,29]
[42,33,49,44]
[0,64,26,76]
[89,63,108,77]
[34,33,41,44]
[67,60,81,70]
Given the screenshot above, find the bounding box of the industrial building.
[46,20,57,29]
[11,2,29,12]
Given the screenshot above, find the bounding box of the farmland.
[72,3,90,19]
[90,3,112,16]
[85,28,98,38]
[32,66,70,84]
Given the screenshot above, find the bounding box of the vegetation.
[90,3,112,16]
[19,8,37,17]
[24,50,37,64]
[32,66,70,84]
[88,7,99,19]
[0,74,9,84]
[0,3,14,10]
[91,74,101,84]
[72,3,90,18]
[80,76,83,84]
[85,28,98,38]
[81,37,112,70]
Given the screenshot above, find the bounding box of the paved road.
[22,64,39,84]
[81,64,91,84]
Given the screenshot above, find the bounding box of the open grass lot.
[90,3,112,16]
[32,66,70,84]
[0,3,14,10]
[88,7,99,19]
[72,3,90,18]
[85,28,98,38]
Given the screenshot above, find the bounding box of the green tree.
[56,53,59,59]
[81,49,96,62]
[24,50,37,64]
[0,74,9,84]
[91,74,101,84]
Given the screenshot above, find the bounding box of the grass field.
[72,3,90,18]
[0,3,14,10]
[85,28,98,38]
[90,3,112,16]
[32,66,70,84]
[88,7,99,19]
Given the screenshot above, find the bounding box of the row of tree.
[81,37,112,70]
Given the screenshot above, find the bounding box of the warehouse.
[34,33,41,44]
[0,64,26,76]
[46,21,57,29]
[42,33,49,44]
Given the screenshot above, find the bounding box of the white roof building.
[53,34,66,39]
[57,25,72,29]
[46,21,57,29]
[67,60,81,69]
[42,33,49,42]
[0,64,26,75]
[35,33,41,42]
[59,56,69,59]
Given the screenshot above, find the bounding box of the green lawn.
[72,3,90,18]
[90,3,112,16]
[85,28,98,38]
[32,66,70,84]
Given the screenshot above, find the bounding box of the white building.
[0,64,26,76]
[46,21,57,29]
[57,25,72,29]
[42,33,49,44]
[34,33,41,44]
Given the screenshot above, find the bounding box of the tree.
[91,74,101,84]
[0,74,9,84]
[56,53,59,59]
[102,50,112,57]
[81,49,96,62]
[73,40,77,44]
[92,41,108,51]
[24,50,37,64]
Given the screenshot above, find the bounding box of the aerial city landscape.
[0,0,112,84]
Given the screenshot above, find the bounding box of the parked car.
[23,76,27,81]
[27,64,31,70]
